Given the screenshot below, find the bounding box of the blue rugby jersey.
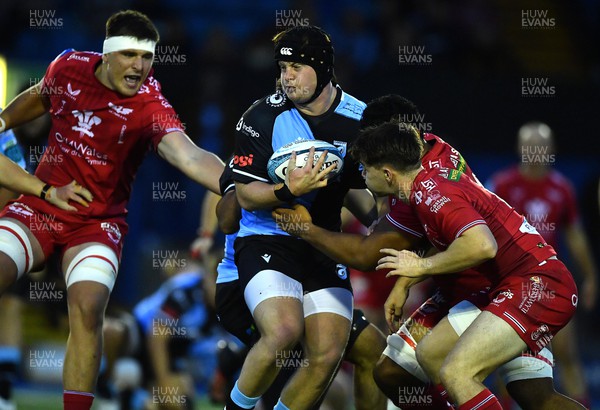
[232,87,366,237]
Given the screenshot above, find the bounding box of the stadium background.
[0,0,599,408]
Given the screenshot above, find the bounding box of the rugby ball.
[267,139,344,184]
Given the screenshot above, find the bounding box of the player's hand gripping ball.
[267,139,344,184]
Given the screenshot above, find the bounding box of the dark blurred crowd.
[1,0,599,158]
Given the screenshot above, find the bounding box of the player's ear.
[384,168,392,182]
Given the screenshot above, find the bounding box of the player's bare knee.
[304,338,347,374]
[439,357,475,391]
[305,315,350,356]
[324,330,349,359]
[68,286,108,331]
[348,326,385,367]
[374,356,406,384]
[415,339,434,375]
[350,347,378,370]
[373,359,397,391]
[438,362,458,391]
[68,301,106,331]
[321,346,347,371]
[262,321,303,352]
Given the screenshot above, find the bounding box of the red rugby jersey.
[411,168,556,284]
[385,133,490,298]
[34,50,184,218]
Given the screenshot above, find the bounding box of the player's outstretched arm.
[379,224,497,278]
[157,132,224,195]
[273,204,418,271]
[0,81,50,132]
[0,153,48,196]
[0,154,91,211]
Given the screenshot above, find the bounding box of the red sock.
[432,384,455,409]
[459,389,501,410]
[63,390,94,410]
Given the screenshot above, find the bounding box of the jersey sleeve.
[40,50,73,98]
[232,103,274,184]
[142,84,185,151]
[220,158,236,195]
[386,198,425,239]
[425,184,488,243]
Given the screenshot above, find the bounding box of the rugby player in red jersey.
[352,121,577,409]
[487,122,597,407]
[275,95,586,409]
[0,10,223,410]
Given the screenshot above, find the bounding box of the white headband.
[102,36,156,55]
